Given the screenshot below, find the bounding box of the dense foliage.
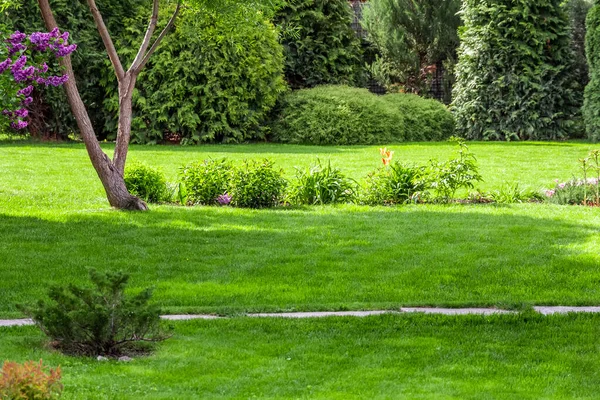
[4,0,145,139]
[361,0,461,97]
[229,159,287,208]
[584,2,600,141]
[567,0,594,101]
[179,159,233,205]
[453,0,580,141]
[274,0,365,89]
[124,162,170,203]
[103,5,286,144]
[22,270,168,356]
[287,160,357,204]
[0,360,62,400]
[270,85,454,145]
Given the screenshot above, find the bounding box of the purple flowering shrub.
[0,29,76,131]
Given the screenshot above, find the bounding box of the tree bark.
[38,0,148,210]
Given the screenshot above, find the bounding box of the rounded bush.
[230,160,287,208]
[270,85,454,145]
[179,159,233,205]
[124,162,169,203]
[103,6,286,144]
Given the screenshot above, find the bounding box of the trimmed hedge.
[452,0,580,141]
[270,85,454,145]
[584,2,600,142]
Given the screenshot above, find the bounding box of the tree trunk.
[113,75,137,175]
[37,0,148,210]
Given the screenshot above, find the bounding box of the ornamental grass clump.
[288,159,358,205]
[20,270,169,357]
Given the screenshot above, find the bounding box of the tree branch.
[136,1,182,72]
[129,0,160,74]
[85,0,125,81]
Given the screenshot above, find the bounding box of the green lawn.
[2,141,600,398]
[3,313,600,399]
[1,141,600,318]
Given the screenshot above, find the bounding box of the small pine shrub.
[230,160,287,208]
[363,162,427,205]
[270,85,454,145]
[124,162,169,203]
[0,360,62,400]
[288,160,357,205]
[179,159,233,205]
[21,270,169,357]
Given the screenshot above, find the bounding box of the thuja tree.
[36,0,278,210]
[584,1,600,141]
[452,0,579,141]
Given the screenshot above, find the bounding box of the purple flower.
[10,120,28,130]
[54,43,77,57]
[14,108,28,118]
[17,85,34,97]
[545,189,555,197]
[7,31,26,44]
[0,59,10,74]
[217,193,232,205]
[22,97,33,106]
[44,74,69,86]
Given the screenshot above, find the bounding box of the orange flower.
[379,148,394,166]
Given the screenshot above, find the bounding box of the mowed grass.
[0,141,600,318]
[3,313,600,399]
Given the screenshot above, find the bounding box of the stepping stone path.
[2,307,600,327]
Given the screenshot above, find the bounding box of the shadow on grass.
[0,206,599,316]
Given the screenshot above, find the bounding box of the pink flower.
[545,190,555,197]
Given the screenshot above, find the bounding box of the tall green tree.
[584,1,600,141]
[361,0,461,96]
[452,0,579,141]
[274,0,364,89]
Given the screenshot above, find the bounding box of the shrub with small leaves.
[179,159,233,205]
[230,159,287,208]
[288,159,357,205]
[20,270,169,357]
[363,162,427,205]
[124,162,169,203]
[0,360,62,400]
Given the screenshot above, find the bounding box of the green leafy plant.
[124,162,170,203]
[20,270,169,357]
[0,360,62,400]
[179,159,233,205]
[453,0,580,141]
[489,183,543,204]
[270,85,454,145]
[427,137,483,201]
[229,159,287,208]
[363,150,427,205]
[274,0,365,89]
[287,159,357,205]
